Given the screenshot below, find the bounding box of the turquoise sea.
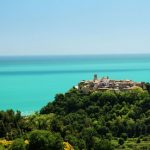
[0,54,150,114]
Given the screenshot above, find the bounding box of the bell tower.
[93,74,98,81]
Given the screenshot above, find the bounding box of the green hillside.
[0,85,150,149]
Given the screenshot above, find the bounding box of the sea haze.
[0,54,150,114]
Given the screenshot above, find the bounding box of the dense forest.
[0,83,150,150]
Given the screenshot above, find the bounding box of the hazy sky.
[0,0,150,55]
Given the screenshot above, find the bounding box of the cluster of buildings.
[76,74,145,94]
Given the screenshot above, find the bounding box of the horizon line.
[0,53,150,57]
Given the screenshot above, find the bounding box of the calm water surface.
[0,54,150,114]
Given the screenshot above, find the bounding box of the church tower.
[93,74,98,81]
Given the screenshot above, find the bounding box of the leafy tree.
[28,130,64,150]
[100,91,118,106]
[82,127,97,149]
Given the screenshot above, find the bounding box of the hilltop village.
[76,74,146,94]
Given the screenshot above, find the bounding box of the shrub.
[118,138,124,145]
[9,138,26,150]
[121,133,127,141]
[142,136,148,141]
[94,139,114,150]
[136,138,141,143]
[0,145,5,150]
